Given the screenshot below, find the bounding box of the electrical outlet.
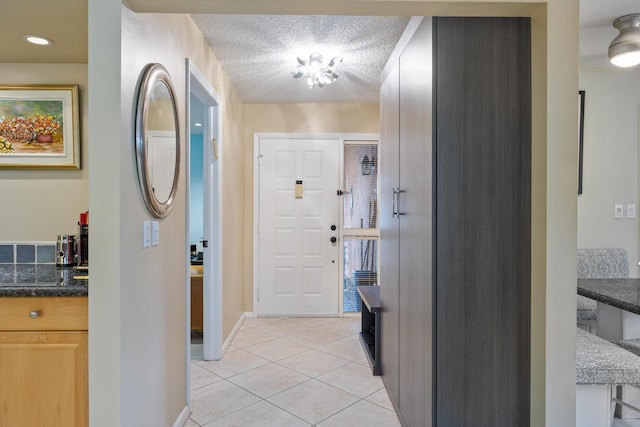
[628,204,637,219]
[143,221,151,248]
[615,204,624,219]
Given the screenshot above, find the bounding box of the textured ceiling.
[1,0,638,98]
[190,15,409,104]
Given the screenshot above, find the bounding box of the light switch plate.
[615,204,624,219]
[151,221,160,246]
[143,221,151,248]
[628,204,637,219]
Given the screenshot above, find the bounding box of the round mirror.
[135,63,180,218]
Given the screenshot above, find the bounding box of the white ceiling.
[1,1,639,102]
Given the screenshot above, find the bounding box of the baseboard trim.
[172,406,190,427]
[256,313,340,318]
[222,312,247,353]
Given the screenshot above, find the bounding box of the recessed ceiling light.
[194,122,202,127]
[23,34,53,46]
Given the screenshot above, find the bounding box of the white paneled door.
[257,137,341,316]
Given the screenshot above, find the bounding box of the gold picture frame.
[0,84,80,169]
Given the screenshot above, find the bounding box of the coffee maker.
[56,235,76,267]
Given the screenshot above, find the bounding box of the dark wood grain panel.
[434,17,531,427]
[379,60,401,412]
[398,18,434,427]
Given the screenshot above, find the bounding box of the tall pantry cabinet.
[379,17,531,427]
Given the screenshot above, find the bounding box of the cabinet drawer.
[0,297,87,331]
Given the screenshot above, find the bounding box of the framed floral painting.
[0,85,80,169]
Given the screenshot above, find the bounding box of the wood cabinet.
[191,265,203,332]
[380,17,531,427]
[0,297,88,427]
[381,19,435,426]
[379,55,401,411]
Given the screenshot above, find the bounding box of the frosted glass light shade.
[609,14,640,68]
[292,53,343,88]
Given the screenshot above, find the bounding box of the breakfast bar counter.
[0,264,88,297]
[578,278,640,316]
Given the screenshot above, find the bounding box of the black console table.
[357,285,381,375]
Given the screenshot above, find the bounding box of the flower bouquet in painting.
[0,100,64,155]
[0,137,15,153]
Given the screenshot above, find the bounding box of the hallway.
[188,316,400,426]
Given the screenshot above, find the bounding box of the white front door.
[257,137,341,316]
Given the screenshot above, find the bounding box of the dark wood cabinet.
[380,54,401,414]
[357,285,381,375]
[379,16,531,427]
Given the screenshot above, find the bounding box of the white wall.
[89,1,247,424]
[0,63,88,241]
[89,3,190,426]
[578,67,640,275]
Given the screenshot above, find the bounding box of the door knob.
[330,225,337,231]
[330,237,337,243]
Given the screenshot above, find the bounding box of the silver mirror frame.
[134,63,181,219]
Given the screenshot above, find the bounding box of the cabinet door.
[379,59,401,409]
[0,331,88,427]
[398,17,434,427]
[434,17,531,427]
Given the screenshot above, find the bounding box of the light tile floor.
[188,315,400,427]
[614,419,640,426]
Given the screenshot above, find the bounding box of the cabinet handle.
[392,188,398,217]
[394,188,406,216]
[29,310,40,319]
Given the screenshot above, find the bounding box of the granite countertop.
[576,328,640,385]
[0,264,88,297]
[577,278,640,316]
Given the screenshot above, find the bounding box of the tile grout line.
[189,316,399,426]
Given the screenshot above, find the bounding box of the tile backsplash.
[0,242,56,264]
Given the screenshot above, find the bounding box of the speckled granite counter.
[576,328,640,385]
[578,278,640,316]
[0,264,88,297]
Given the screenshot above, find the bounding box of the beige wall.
[89,2,245,425]
[0,63,89,241]
[578,67,640,275]
[243,103,380,310]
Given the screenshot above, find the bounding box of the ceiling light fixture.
[608,14,640,68]
[23,34,53,46]
[292,53,342,88]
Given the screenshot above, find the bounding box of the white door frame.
[252,132,379,317]
[186,59,224,376]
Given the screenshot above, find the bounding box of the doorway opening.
[186,59,223,374]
